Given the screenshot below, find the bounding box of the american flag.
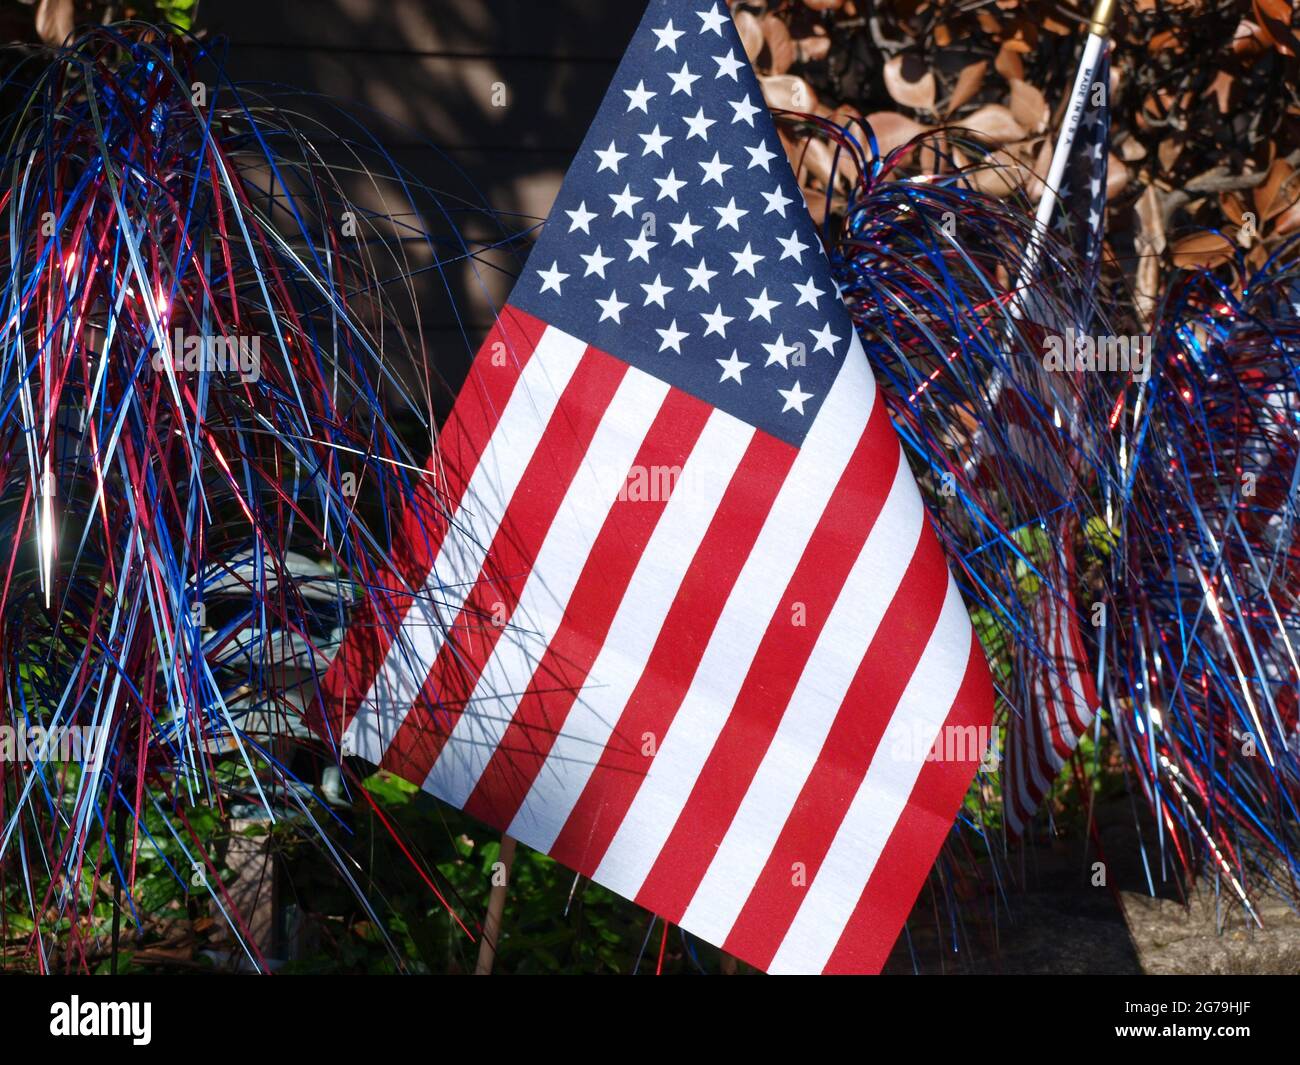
[320,0,992,973]
[1053,49,1110,298]
[1003,48,1109,839]
[1003,528,1100,839]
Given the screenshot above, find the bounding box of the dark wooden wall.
[205,0,643,404]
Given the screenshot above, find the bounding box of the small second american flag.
[1004,48,1110,839]
[319,0,992,974]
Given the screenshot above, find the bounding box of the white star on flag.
[624,79,657,112]
[656,318,689,352]
[566,202,597,234]
[713,50,744,80]
[595,289,628,322]
[778,378,813,414]
[537,261,569,295]
[653,20,684,51]
[594,141,627,174]
[668,62,700,95]
[809,321,841,355]
[581,245,613,278]
[700,303,733,338]
[697,5,728,35]
[717,348,749,382]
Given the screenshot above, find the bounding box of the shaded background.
[206,0,643,414]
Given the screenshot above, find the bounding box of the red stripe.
[462,389,713,828]
[548,431,797,877]
[315,307,548,738]
[1070,607,1099,710]
[1010,710,1036,838]
[1011,531,1100,838]
[1056,597,1091,742]
[1044,591,1074,761]
[822,629,994,973]
[720,523,950,969]
[1007,646,1053,840]
[633,401,899,920]
[378,347,628,782]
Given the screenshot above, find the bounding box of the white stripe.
[1019,599,1062,815]
[1045,592,1077,759]
[345,326,587,764]
[768,578,972,975]
[506,409,754,850]
[422,369,670,807]
[1060,593,1097,729]
[592,333,876,901]
[679,454,924,945]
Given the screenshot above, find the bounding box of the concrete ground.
[883,796,1300,975]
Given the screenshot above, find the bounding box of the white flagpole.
[1011,0,1116,316]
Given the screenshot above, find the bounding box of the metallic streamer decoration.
[1105,241,1300,920]
[828,113,1300,945]
[0,23,517,970]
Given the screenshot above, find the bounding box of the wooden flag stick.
[474,833,517,975]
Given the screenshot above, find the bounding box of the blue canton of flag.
[511,0,848,446]
[1053,48,1109,294]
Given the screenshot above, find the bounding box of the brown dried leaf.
[1107,153,1130,201]
[760,74,818,113]
[35,0,72,46]
[883,55,937,113]
[1135,186,1165,329]
[734,10,765,64]
[1233,18,1270,57]
[1008,78,1048,133]
[1253,0,1298,56]
[962,104,1027,145]
[1275,199,1300,235]
[1254,158,1298,220]
[864,111,928,158]
[1171,231,1235,269]
[762,14,798,75]
[1024,137,1052,202]
[945,60,987,117]
[1221,191,1248,226]
[1119,138,1147,162]
[1205,71,1235,114]
[797,34,832,63]
[969,149,1033,198]
[995,43,1024,81]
